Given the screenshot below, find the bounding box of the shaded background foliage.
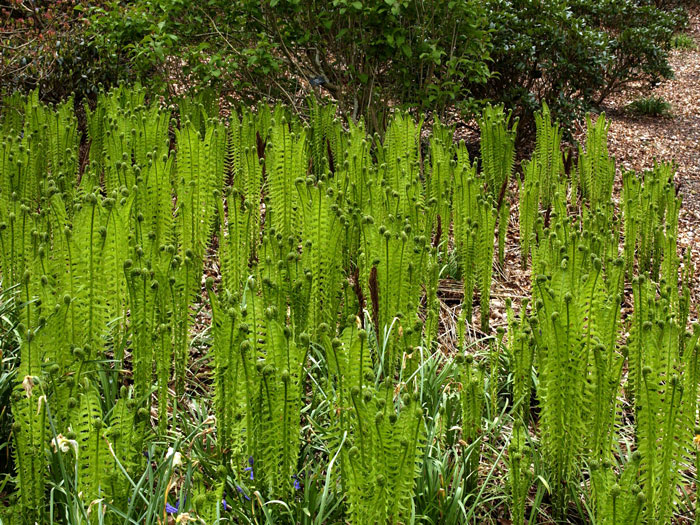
[0,0,688,131]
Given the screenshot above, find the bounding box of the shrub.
[1,0,689,133]
[0,0,120,101]
[476,0,685,128]
[83,0,492,128]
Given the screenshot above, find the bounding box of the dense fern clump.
[479,105,518,267]
[0,88,697,524]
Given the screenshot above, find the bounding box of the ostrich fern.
[479,105,517,265]
[518,160,540,268]
[452,152,479,321]
[533,102,564,211]
[2,87,698,524]
[577,114,615,209]
[330,331,426,524]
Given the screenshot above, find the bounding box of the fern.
[339,380,425,524]
[459,354,484,492]
[3,86,698,523]
[476,197,497,333]
[518,160,540,268]
[297,181,344,335]
[479,104,517,265]
[622,162,677,279]
[529,219,622,514]
[12,382,47,524]
[577,113,615,209]
[589,451,645,525]
[75,388,112,508]
[428,120,455,246]
[266,116,306,244]
[173,120,225,394]
[508,422,533,525]
[631,287,697,523]
[533,102,564,210]
[451,145,480,321]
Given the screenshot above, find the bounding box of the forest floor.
[601,5,700,307]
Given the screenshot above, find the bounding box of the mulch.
[599,5,700,317]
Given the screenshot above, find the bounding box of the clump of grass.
[671,32,697,51]
[626,95,672,117]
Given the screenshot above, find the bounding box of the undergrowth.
[626,96,673,118]
[0,87,697,524]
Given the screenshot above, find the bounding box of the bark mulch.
[599,6,700,314]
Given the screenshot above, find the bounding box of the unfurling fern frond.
[12,381,47,524]
[533,102,563,210]
[479,104,517,265]
[453,149,480,321]
[75,388,112,508]
[206,279,246,461]
[589,451,644,525]
[518,160,540,268]
[298,181,344,336]
[266,117,306,244]
[577,113,614,209]
[460,354,484,492]
[476,197,497,333]
[340,382,425,525]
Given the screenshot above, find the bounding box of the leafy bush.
[0,0,121,100]
[83,0,492,128]
[478,0,685,127]
[1,0,689,132]
[626,95,673,117]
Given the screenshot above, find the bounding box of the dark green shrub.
[0,1,120,101]
[0,0,689,133]
[476,0,684,128]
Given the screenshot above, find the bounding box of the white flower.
[51,434,79,455]
[166,447,183,467]
[175,512,192,523]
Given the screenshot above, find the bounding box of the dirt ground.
[601,6,700,311]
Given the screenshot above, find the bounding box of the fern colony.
[0,88,697,524]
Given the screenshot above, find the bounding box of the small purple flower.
[244,456,254,480]
[236,484,251,501]
[292,474,301,490]
[165,500,179,514]
[221,498,229,511]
